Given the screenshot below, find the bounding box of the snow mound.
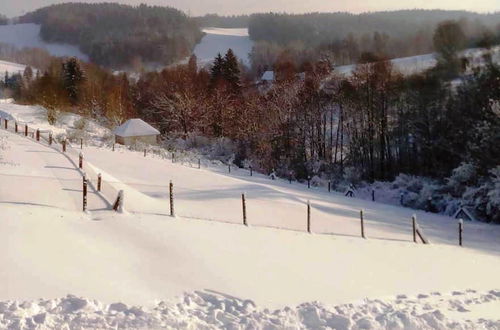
[1,290,499,329]
[0,24,88,61]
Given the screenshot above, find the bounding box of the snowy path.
[0,129,109,212]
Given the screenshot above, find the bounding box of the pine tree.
[222,49,241,92]
[210,53,224,87]
[62,57,86,105]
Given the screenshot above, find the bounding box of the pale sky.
[2,0,499,17]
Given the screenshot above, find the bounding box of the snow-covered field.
[334,46,500,77]
[1,101,500,328]
[0,23,88,61]
[194,28,253,66]
[0,60,30,81]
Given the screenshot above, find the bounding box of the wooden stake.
[144,149,146,157]
[412,215,417,243]
[307,176,311,189]
[242,193,247,226]
[24,124,28,137]
[97,173,102,192]
[372,189,375,202]
[198,159,201,169]
[49,133,52,145]
[328,182,331,192]
[250,166,253,176]
[36,129,40,141]
[171,153,175,163]
[112,143,115,152]
[80,138,83,149]
[4,119,7,129]
[15,122,18,133]
[169,181,175,217]
[459,219,463,247]
[62,139,66,152]
[82,174,88,212]
[228,164,231,173]
[360,209,365,239]
[307,200,311,233]
[79,152,83,169]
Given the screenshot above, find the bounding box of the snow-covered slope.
[0,23,88,60]
[194,28,253,66]
[1,102,499,328]
[334,46,500,77]
[0,60,29,81]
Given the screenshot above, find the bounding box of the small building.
[260,71,275,83]
[114,118,160,146]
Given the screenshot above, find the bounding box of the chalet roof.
[114,119,160,137]
[261,71,275,81]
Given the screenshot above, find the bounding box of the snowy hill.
[194,28,253,66]
[1,101,500,328]
[0,23,88,60]
[333,46,500,77]
[0,60,29,81]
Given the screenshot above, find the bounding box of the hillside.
[0,60,29,81]
[0,23,87,60]
[18,3,203,69]
[0,101,499,328]
[194,28,253,66]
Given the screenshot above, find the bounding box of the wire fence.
[0,116,467,247]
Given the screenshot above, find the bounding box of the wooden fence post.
[459,219,463,247]
[36,129,40,141]
[250,166,253,176]
[82,173,88,212]
[171,153,174,163]
[242,193,247,226]
[228,164,231,173]
[15,122,18,133]
[307,200,311,233]
[144,149,146,157]
[169,180,175,217]
[328,182,331,192]
[62,139,66,152]
[360,209,366,239]
[49,133,52,145]
[372,189,375,202]
[412,215,417,243]
[97,173,102,192]
[80,138,83,149]
[4,119,7,129]
[307,176,311,189]
[198,159,201,169]
[112,143,115,152]
[113,190,124,212]
[79,152,83,169]
[24,124,28,137]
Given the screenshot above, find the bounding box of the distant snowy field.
[0,60,29,81]
[0,23,88,61]
[334,46,500,77]
[194,28,253,66]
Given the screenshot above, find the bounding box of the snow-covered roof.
[114,119,160,137]
[261,71,275,81]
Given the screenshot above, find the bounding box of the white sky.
[2,0,499,17]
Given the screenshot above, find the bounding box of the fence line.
[0,116,453,246]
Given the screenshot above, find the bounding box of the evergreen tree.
[210,53,224,87]
[62,57,85,105]
[433,21,466,75]
[222,49,241,92]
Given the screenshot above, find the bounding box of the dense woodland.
[1,17,499,221]
[18,3,203,69]
[248,11,500,70]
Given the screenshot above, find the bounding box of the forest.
[18,3,203,69]
[2,20,499,222]
[248,11,500,68]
